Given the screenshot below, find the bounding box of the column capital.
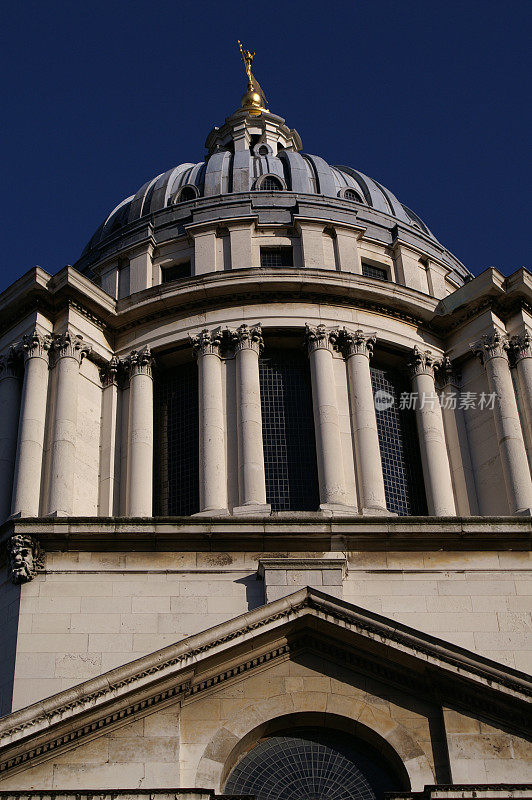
[509,330,532,365]
[341,328,377,359]
[305,324,338,355]
[231,323,264,355]
[99,356,122,387]
[191,328,223,358]
[51,331,91,365]
[407,346,439,380]
[471,330,510,365]
[0,347,21,380]
[435,355,462,389]
[126,346,154,379]
[21,331,51,363]
[7,534,45,584]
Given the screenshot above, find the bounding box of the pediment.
[0,587,530,779]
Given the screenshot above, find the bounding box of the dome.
[76,107,470,288]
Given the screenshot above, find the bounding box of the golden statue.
[237,40,268,115]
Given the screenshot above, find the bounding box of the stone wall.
[11,549,531,711]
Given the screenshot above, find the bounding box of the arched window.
[154,362,199,515]
[178,186,197,202]
[343,188,364,202]
[260,175,283,191]
[259,349,319,511]
[224,727,405,800]
[371,364,427,516]
[258,144,269,156]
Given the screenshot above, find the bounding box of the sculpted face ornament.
[7,535,44,584]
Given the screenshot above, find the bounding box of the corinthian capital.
[21,331,51,363]
[341,328,377,359]
[51,331,91,364]
[7,534,45,584]
[231,323,264,355]
[407,346,439,379]
[305,324,338,354]
[191,328,223,358]
[99,356,122,387]
[471,331,509,365]
[509,330,532,365]
[0,347,21,380]
[435,355,462,389]
[126,346,154,378]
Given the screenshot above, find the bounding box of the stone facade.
[0,97,530,796]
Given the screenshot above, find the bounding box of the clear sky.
[1,0,531,293]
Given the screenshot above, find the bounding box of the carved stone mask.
[7,535,43,584]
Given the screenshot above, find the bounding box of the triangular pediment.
[0,587,530,779]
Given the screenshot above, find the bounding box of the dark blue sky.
[1,0,531,293]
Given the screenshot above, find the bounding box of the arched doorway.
[223,725,407,800]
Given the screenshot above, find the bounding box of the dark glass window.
[162,261,191,283]
[154,362,199,515]
[259,349,319,511]
[362,263,388,281]
[260,247,293,267]
[344,188,363,202]
[178,186,196,202]
[224,727,404,800]
[260,175,282,190]
[371,365,427,516]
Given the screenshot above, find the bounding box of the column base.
[319,503,358,517]
[233,503,271,516]
[193,508,230,517]
[45,509,70,517]
[360,506,398,517]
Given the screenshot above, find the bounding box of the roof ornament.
[237,40,268,116]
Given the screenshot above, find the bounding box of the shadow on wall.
[0,575,20,717]
[235,574,265,610]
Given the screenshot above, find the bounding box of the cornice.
[1,515,531,553]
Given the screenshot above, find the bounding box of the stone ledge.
[1,516,530,554]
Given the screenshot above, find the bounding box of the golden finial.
[237,40,268,116]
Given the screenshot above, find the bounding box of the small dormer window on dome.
[342,188,364,203]
[178,186,198,203]
[258,175,283,191]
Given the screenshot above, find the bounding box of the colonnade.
[2,324,532,520]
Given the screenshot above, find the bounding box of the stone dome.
[76,107,470,289]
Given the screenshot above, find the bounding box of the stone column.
[126,347,154,517]
[98,357,121,516]
[436,357,479,515]
[11,332,51,517]
[408,346,456,516]
[232,324,270,514]
[0,349,21,521]
[47,331,90,516]
[192,329,228,514]
[510,330,532,453]
[343,329,388,513]
[473,331,532,515]
[306,324,355,513]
